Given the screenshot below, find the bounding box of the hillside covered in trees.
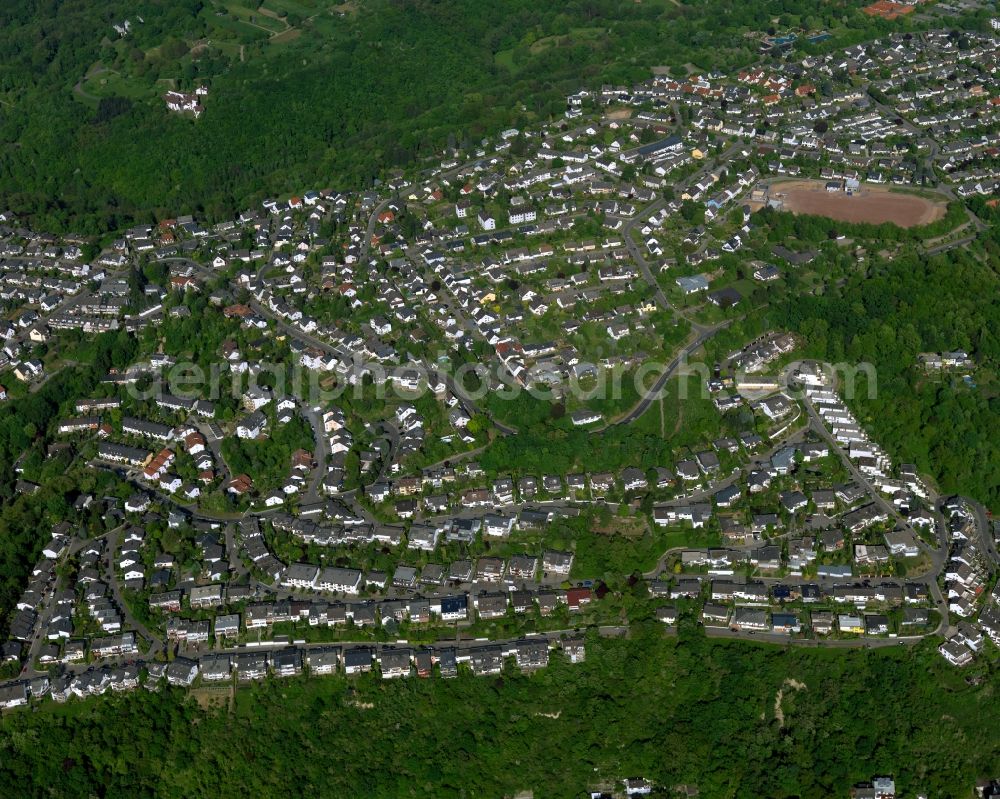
[769,227,1000,510]
[0,632,997,797]
[0,0,922,233]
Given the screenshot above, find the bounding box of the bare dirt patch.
[191,685,233,711]
[774,678,806,727]
[592,515,648,538]
[769,179,946,228]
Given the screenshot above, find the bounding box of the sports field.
[771,180,947,228]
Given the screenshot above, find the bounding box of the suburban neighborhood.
[0,26,996,799]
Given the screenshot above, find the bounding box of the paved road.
[102,527,164,658]
[360,198,396,263]
[621,141,743,332]
[399,246,521,436]
[800,391,953,632]
[802,396,930,551]
[962,497,998,565]
[622,197,672,308]
[168,262,512,472]
[48,624,629,679]
[21,576,61,675]
[924,233,976,256]
[21,529,123,675]
[104,136,979,664]
[599,320,732,430]
[421,442,490,472]
[22,526,168,678]
[223,523,247,577]
[300,405,329,505]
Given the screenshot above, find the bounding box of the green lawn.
[204,10,273,40]
[260,0,321,20]
[220,3,288,34]
[78,72,159,103]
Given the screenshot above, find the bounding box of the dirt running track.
[772,179,946,228]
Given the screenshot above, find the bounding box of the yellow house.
[691,147,706,160]
[837,615,864,634]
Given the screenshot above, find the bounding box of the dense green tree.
[0,635,997,798]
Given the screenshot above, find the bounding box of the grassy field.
[219,3,289,34]
[78,71,160,103]
[203,9,273,39]
[260,0,324,18]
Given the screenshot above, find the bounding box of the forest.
[769,233,1000,510]
[0,631,997,797]
[0,0,913,233]
[0,2,998,793]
